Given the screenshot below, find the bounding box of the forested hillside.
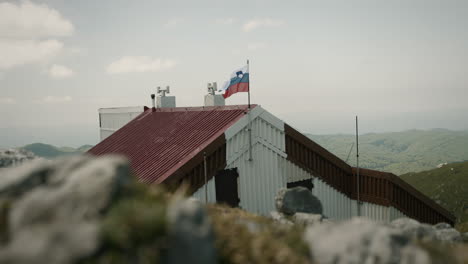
[401,161,468,231]
[307,129,468,175]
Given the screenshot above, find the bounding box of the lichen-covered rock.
[390,218,436,241]
[0,149,36,169]
[0,155,131,264]
[292,213,323,226]
[166,197,217,264]
[434,222,452,230]
[434,228,462,243]
[275,187,323,216]
[304,217,431,264]
[270,211,294,226]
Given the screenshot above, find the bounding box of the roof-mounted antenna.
[157,86,170,97]
[207,82,217,95]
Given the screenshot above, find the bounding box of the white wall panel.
[99,107,144,141]
[312,177,354,220]
[360,202,389,222]
[389,206,408,221]
[227,143,286,215]
[192,177,217,204]
[284,159,312,183]
[225,106,287,215]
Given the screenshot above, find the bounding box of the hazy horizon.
[2,124,468,149]
[1,0,468,148]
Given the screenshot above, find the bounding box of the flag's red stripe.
[223,82,249,99]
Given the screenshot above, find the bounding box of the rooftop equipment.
[204,82,225,106]
[156,86,176,108]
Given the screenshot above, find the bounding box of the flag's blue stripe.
[228,73,249,87]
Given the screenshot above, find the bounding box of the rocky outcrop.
[166,197,217,264]
[304,217,431,264]
[275,187,323,215]
[0,155,130,264]
[0,149,36,168]
[0,155,219,264]
[390,218,463,243]
[0,157,466,264]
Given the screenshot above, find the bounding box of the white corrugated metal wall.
[192,105,411,222]
[312,177,354,220]
[99,107,144,141]
[192,177,217,203]
[389,206,408,220]
[225,106,287,215]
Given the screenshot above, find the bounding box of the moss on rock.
[80,182,170,264]
[207,204,311,264]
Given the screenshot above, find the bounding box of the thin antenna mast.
[247,59,253,161]
[356,116,361,216]
[247,59,250,109]
[204,152,208,203]
[345,142,354,163]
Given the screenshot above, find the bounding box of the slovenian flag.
[221,65,249,99]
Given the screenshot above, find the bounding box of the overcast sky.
[1,0,468,147]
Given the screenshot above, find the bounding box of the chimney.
[204,82,225,106]
[151,94,156,109]
[156,86,176,108]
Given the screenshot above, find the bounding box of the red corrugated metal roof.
[89,105,254,184]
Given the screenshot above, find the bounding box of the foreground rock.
[0,156,466,264]
[0,155,219,264]
[390,218,463,243]
[0,149,36,168]
[166,197,217,264]
[275,187,323,215]
[0,155,130,264]
[305,217,431,264]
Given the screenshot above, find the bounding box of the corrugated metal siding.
[313,177,354,220]
[192,177,217,203]
[284,158,312,183]
[360,202,389,222]
[225,107,287,215]
[389,206,408,220]
[228,143,286,215]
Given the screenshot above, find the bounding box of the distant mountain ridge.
[22,143,93,158]
[307,129,468,175]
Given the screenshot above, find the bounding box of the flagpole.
[247,59,253,161]
[247,59,250,109]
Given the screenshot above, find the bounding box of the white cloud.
[41,95,72,103]
[0,1,73,70]
[216,18,235,25]
[0,97,16,104]
[247,42,267,51]
[243,18,284,32]
[0,1,74,38]
[49,64,74,79]
[0,39,63,69]
[106,56,177,74]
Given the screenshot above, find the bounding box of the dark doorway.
[287,178,314,191]
[215,168,240,207]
